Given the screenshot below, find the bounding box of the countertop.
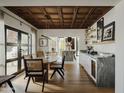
[80,50,114,59]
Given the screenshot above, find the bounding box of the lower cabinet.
[79,53,91,74]
[97,57,115,87]
[79,52,115,87]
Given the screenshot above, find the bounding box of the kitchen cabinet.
[79,52,115,87]
[79,53,91,75]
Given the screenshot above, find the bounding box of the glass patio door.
[20,33,29,70]
[5,25,30,75]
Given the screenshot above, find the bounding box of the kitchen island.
[62,50,75,61]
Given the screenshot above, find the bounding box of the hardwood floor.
[0,63,114,93]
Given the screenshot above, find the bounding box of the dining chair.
[23,54,32,59]
[36,51,45,57]
[0,75,16,93]
[24,58,47,92]
[23,55,32,79]
[50,56,65,79]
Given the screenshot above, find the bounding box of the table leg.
[45,63,48,83]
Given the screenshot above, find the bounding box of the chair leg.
[7,80,15,93]
[62,68,64,71]
[32,77,35,83]
[24,76,27,79]
[60,69,64,75]
[57,69,64,79]
[42,73,46,92]
[50,69,56,79]
[25,77,31,92]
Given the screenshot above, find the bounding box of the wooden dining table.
[32,55,59,82]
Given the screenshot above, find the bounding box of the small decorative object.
[67,37,72,42]
[97,17,104,41]
[66,37,73,50]
[102,21,115,41]
[39,38,48,47]
[90,35,96,38]
[92,41,97,44]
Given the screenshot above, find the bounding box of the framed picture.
[97,17,104,41]
[102,21,115,41]
[39,38,48,47]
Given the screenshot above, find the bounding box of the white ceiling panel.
[0,0,122,6]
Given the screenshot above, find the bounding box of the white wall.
[4,14,32,33]
[114,0,124,93]
[0,7,37,30]
[37,29,86,51]
[89,0,124,92]
[0,11,5,75]
[90,8,116,53]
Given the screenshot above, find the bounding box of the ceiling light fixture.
[41,35,51,39]
[41,14,52,39]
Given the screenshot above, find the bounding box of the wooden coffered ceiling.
[5,6,113,29]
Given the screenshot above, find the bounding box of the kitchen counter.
[80,50,114,59]
[79,51,115,87]
[62,50,75,61]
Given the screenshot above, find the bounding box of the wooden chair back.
[24,59,44,76]
[23,54,32,59]
[36,51,45,57]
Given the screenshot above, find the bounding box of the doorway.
[47,37,79,62]
[5,25,31,75]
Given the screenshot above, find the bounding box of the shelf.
[86,40,115,46]
[85,28,98,45]
[86,29,96,35]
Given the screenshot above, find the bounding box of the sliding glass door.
[5,25,31,75]
[20,33,29,70]
[6,28,18,75]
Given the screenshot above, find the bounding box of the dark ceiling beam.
[71,7,79,28]
[36,17,98,20]
[24,8,43,27]
[88,8,112,27]
[32,12,72,15]
[80,8,96,28]
[40,8,54,26]
[39,18,72,20]
[9,8,29,20]
[57,7,63,27]
[23,12,103,16]
[6,6,112,29]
